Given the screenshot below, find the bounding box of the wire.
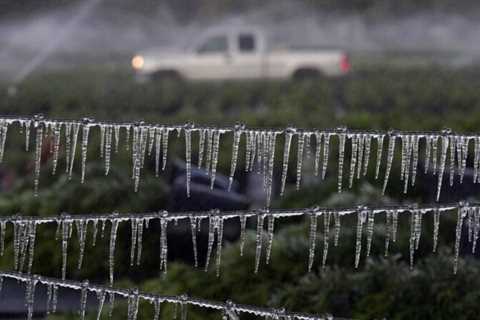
[0,270,343,320]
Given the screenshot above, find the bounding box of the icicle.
[228,123,244,191]
[362,134,372,176]
[313,131,322,176]
[410,135,420,187]
[348,134,359,188]
[75,220,87,270]
[26,222,37,274]
[337,127,347,192]
[205,213,216,272]
[392,210,399,243]
[296,132,305,190]
[130,219,138,267]
[307,210,318,272]
[127,289,140,320]
[384,210,392,256]
[424,136,432,174]
[91,220,98,247]
[318,134,330,181]
[453,203,466,274]
[215,217,224,277]
[432,136,439,174]
[436,130,450,201]
[184,123,193,197]
[264,132,277,208]
[24,120,31,152]
[240,215,247,257]
[265,214,275,265]
[0,120,9,163]
[322,211,331,268]
[33,118,43,196]
[401,135,412,194]
[152,298,161,320]
[210,130,222,189]
[25,276,38,320]
[96,290,106,320]
[46,284,52,314]
[114,125,120,153]
[409,209,422,270]
[104,125,113,175]
[449,135,456,187]
[52,123,61,175]
[355,208,366,268]
[162,127,170,171]
[136,219,144,266]
[80,280,89,320]
[333,212,341,247]
[64,122,72,173]
[154,128,162,177]
[109,215,119,284]
[159,214,168,273]
[414,209,423,250]
[356,134,365,179]
[68,123,80,179]
[148,127,156,156]
[190,215,198,267]
[472,207,480,254]
[365,210,375,258]
[99,124,106,159]
[0,221,5,256]
[382,131,397,195]
[432,209,440,252]
[255,212,265,274]
[125,125,131,152]
[458,136,469,183]
[198,129,206,169]
[61,216,71,280]
[108,291,115,319]
[280,127,295,196]
[80,119,92,184]
[374,134,384,180]
[52,285,58,313]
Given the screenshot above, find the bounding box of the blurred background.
[1,0,480,319]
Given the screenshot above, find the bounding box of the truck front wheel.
[150,70,182,83]
[292,68,322,81]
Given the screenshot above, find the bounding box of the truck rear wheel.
[292,68,322,81]
[151,70,182,83]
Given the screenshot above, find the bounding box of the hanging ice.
[307,210,318,272]
[33,116,44,196]
[265,214,275,265]
[296,132,305,190]
[109,214,119,284]
[190,215,198,267]
[76,220,87,270]
[96,290,106,320]
[436,130,451,201]
[382,131,397,194]
[322,133,331,180]
[215,217,224,277]
[51,122,61,175]
[322,211,331,268]
[68,123,80,180]
[80,119,92,184]
[280,127,295,196]
[255,213,265,274]
[80,280,89,320]
[61,216,71,280]
[348,134,359,188]
[355,208,367,268]
[228,123,244,191]
[25,276,38,320]
[365,211,375,258]
[374,134,384,180]
[337,127,347,192]
[159,214,168,273]
[453,204,466,274]
[239,215,247,257]
[184,123,193,197]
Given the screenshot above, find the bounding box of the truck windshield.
[196,35,228,54]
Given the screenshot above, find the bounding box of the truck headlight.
[131,55,144,70]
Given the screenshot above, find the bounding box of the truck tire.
[292,68,322,81]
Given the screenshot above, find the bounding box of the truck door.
[189,34,232,80]
[229,32,263,79]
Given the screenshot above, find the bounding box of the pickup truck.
[131,27,350,81]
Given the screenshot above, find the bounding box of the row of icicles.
[0,116,479,205]
[1,202,478,285]
[0,271,333,320]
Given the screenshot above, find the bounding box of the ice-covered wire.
[0,114,478,203]
[0,270,343,320]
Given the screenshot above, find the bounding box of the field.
[0,64,480,319]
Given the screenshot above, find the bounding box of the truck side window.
[197,36,228,54]
[238,34,256,53]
